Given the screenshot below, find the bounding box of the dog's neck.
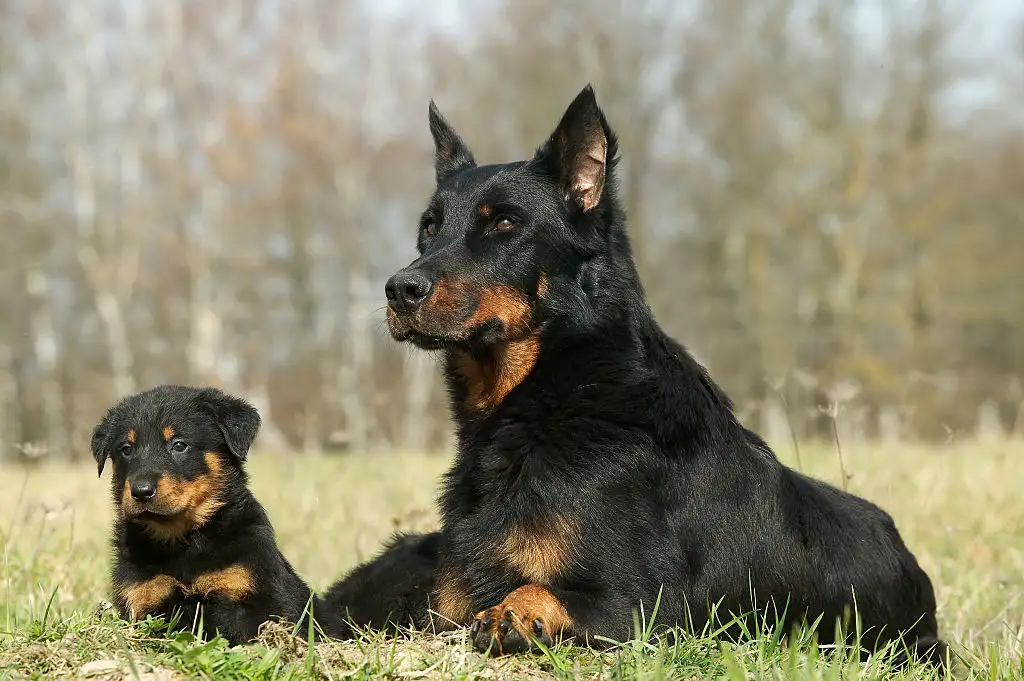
[446,332,542,417]
[443,285,738,450]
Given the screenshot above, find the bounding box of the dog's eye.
[494,216,516,231]
[119,443,133,457]
[170,440,188,454]
[422,220,437,236]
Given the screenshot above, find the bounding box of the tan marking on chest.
[433,565,475,627]
[501,515,576,584]
[453,334,541,413]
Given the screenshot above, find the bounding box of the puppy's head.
[91,385,261,542]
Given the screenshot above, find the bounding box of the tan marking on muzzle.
[121,452,227,543]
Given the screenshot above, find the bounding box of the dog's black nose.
[385,269,434,314]
[130,479,157,502]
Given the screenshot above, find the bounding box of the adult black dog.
[377,85,945,664]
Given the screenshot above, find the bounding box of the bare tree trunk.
[0,346,16,460]
[401,351,435,453]
[343,268,372,454]
[63,1,137,399]
[24,269,68,457]
[244,376,289,452]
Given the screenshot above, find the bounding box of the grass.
[1,441,1022,680]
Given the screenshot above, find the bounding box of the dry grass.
[1,440,1022,679]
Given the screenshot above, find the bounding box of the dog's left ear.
[91,419,111,477]
[428,100,476,181]
[534,84,617,213]
[200,389,261,462]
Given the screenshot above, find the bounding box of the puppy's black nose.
[130,479,157,502]
[385,269,434,314]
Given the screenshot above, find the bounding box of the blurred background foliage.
[1,0,1022,459]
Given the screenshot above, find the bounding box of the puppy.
[92,385,335,644]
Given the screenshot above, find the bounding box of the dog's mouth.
[386,306,464,348]
[400,331,457,351]
[387,307,517,350]
[387,281,537,350]
[123,505,186,522]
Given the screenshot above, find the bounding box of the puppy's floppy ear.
[199,388,261,462]
[534,84,617,213]
[428,100,476,182]
[91,419,112,478]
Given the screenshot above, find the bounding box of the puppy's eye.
[170,440,188,454]
[494,216,516,231]
[422,220,437,236]
[119,444,133,457]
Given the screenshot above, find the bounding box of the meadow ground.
[1,440,1021,680]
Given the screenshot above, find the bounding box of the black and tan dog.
[92,385,334,644]
[375,85,947,666]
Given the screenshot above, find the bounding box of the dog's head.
[91,385,261,542]
[385,84,621,352]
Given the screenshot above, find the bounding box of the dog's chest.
[115,552,257,620]
[451,500,580,589]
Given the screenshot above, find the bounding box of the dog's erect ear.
[428,100,476,181]
[534,84,616,213]
[91,419,111,478]
[200,389,261,462]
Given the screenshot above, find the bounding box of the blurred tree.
[0,0,1021,458]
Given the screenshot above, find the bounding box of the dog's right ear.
[428,101,475,182]
[91,419,111,478]
[533,84,617,213]
[199,388,262,462]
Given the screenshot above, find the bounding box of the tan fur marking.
[162,426,175,441]
[449,285,543,411]
[127,430,136,444]
[502,515,575,583]
[466,286,532,332]
[116,564,254,619]
[121,479,132,507]
[433,566,475,627]
[537,272,548,298]
[118,574,181,619]
[427,278,459,313]
[499,584,572,632]
[122,452,227,543]
[474,584,573,654]
[478,204,492,218]
[188,564,254,601]
[453,334,540,413]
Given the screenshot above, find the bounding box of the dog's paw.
[469,585,570,655]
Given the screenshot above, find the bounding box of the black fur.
[92,385,338,645]
[323,532,442,633]
[375,85,947,666]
